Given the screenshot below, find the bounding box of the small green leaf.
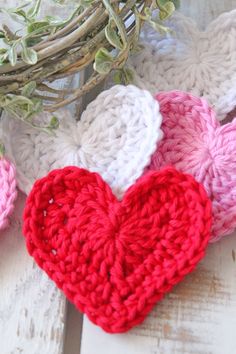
[123,68,134,84]
[8,45,17,66]
[150,20,171,33]
[13,9,28,20]
[1,94,33,120]
[156,0,176,20]
[27,0,42,19]
[49,116,59,129]
[105,20,123,50]
[113,68,134,85]
[0,50,8,65]
[9,95,34,106]
[0,30,5,39]
[31,97,43,113]
[22,81,37,97]
[27,21,49,33]
[26,37,43,46]
[0,93,43,123]
[21,42,38,65]
[44,15,66,27]
[94,48,114,75]
[160,3,175,20]
[142,8,171,34]
[144,7,152,17]
[113,70,122,84]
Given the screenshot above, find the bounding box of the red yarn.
[23,166,212,333]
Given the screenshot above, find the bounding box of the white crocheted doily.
[131,10,236,121]
[2,85,163,197]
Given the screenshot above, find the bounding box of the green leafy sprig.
[0,0,179,128]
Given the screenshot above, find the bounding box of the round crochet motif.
[147,90,236,241]
[131,10,236,120]
[0,158,17,230]
[2,85,162,198]
[23,166,212,333]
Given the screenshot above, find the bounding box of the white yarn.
[131,10,236,121]
[2,85,163,198]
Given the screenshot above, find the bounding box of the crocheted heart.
[2,85,162,197]
[147,90,236,241]
[131,10,236,120]
[23,166,211,333]
[0,157,17,230]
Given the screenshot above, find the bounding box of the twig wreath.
[0,0,179,129]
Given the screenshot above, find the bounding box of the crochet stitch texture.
[23,166,212,333]
[0,158,17,230]
[147,90,236,242]
[2,85,162,198]
[131,10,236,120]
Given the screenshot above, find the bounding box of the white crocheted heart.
[2,85,162,197]
[131,10,236,120]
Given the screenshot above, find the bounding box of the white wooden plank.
[0,194,66,354]
[80,1,236,353]
[0,1,82,353]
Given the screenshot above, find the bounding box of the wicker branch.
[0,0,178,126]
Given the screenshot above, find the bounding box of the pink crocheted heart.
[147,91,236,242]
[0,157,17,230]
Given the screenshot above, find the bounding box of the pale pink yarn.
[147,90,236,242]
[0,158,17,230]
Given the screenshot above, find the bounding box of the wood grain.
[0,2,81,353]
[80,1,236,353]
[0,194,66,354]
[1,0,236,353]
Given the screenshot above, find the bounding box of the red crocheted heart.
[23,166,212,333]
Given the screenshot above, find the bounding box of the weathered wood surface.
[80,1,236,354]
[0,195,66,354]
[0,2,80,354]
[1,0,236,353]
